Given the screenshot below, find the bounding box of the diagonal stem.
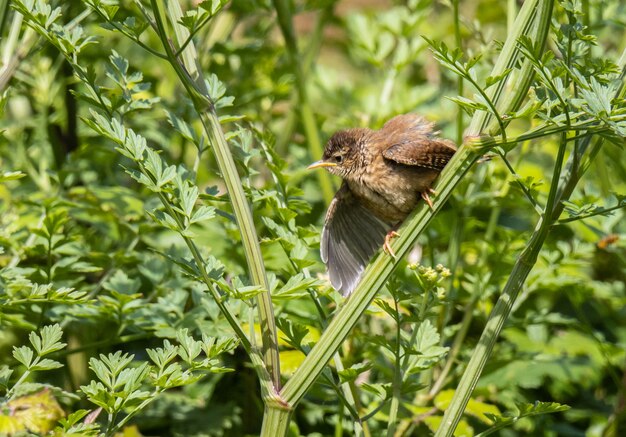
[277,0,553,432]
[150,0,281,390]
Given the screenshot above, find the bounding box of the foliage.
[0,0,625,436]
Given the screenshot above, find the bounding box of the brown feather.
[382,138,456,171]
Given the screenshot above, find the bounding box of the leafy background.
[0,0,625,436]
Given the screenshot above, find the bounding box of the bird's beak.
[308,160,337,170]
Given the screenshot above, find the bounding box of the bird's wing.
[382,137,456,171]
[321,184,390,296]
[382,113,435,136]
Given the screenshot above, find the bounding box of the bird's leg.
[421,188,436,209]
[383,230,400,258]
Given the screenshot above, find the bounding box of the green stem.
[435,204,551,436]
[467,0,549,137]
[109,388,163,435]
[428,295,477,398]
[453,0,464,144]
[379,68,397,109]
[150,0,281,389]
[496,149,542,213]
[434,1,555,434]
[7,368,32,399]
[556,202,626,224]
[279,0,552,413]
[386,298,403,437]
[0,11,36,92]
[275,6,331,155]
[281,140,483,407]
[507,0,517,32]
[262,405,293,437]
[0,0,10,37]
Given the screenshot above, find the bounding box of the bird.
[308,114,456,296]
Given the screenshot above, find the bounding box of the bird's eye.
[334,155,343,163]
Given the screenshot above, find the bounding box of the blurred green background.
[0,0,625,436]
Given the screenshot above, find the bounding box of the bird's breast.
[347,156,438,224]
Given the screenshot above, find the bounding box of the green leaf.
[0,366,14,389]
[30,325,66,356]
[272,273,321,300]
[165,110,200,144]
[29,358,64,371]
[338,362,373,384]
[485,68,513,88]
[179,184,199,218]
[103,270,141,295]
[13,346,34,368]
[176,329,203,364]
[477,402,570,436]
[407,320,448,373]
[0,171,26,181]
[149,210,180,231]
[198,0,228,15]
[276,318,310,350]
[189,205,216,224]
[447,96,488,116]
[361,382,391,399]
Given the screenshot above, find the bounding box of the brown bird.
[308,114,456,296]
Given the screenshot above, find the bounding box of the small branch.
[386,298,404,437]
[84,0,167,59]
[556,202,626,224]
[173,14,212,58]
[495,149,543,214]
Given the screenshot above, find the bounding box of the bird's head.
[308,128,369,179]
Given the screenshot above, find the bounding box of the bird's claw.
[421,189,436,210]
[383,231,400,258]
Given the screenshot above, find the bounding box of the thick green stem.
[386,299,404,437]
[150,0,281,389]
[434,1,554,434]
[468,0,550,137]
[281,141,482,406]
[434,217,549,436]
[262,405,293,437]
[279,0,552,413]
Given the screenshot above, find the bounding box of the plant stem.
[434,1,555,434]
[386,298,403,437]
[435,189,553,436]
[453,0,464,145]
[150,0,281,389]
[281,139,483,408]
[468,0,549,137]
[279,0,551,413]
[275,5,331,155]
[556,202,626,224]
[262,404,293,437]
[332,352,365,436]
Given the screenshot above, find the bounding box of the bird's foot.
[421,188,436,209]
[383,231,400,258]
